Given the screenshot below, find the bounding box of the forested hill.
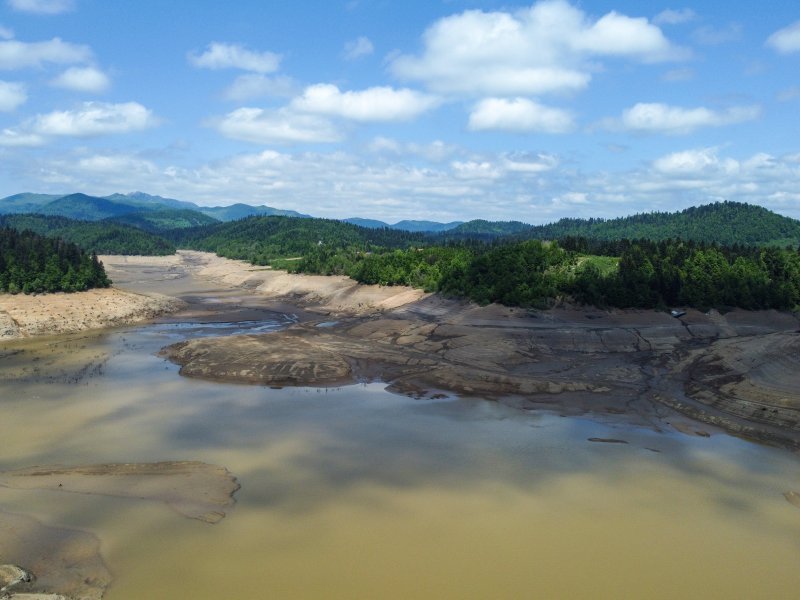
[170,215,426,265]
[524,202,800,246]
[106,209,219,233]
[0,214,176,255]
[38,193,140,221]
[198,203,308,221]
[0,227,110,294]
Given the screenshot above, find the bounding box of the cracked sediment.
[160,284,800,448]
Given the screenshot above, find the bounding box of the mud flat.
[162,294,800,449]
[0,288,182,341]
[96,252,800,448]
[0,462,239,598]
[0,509,110,599]
[0,461,240,524]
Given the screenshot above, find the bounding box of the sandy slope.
[180,250,427,314]
[0,250,423,342]
[0,288,183,341]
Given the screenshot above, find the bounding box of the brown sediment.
[0,461,240,524]
[160,287,800,449]
[0,288,183,341]
[0,509,110,599]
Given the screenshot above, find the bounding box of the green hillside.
[526,201,800,246]
[107,209,219,233]
[199,203,308,221]
[171,215,425,267]
[104,191,199,210]
[39,193,142,221]
[0,192,64,213]
[449,219,532,237]
[0,214,175,255]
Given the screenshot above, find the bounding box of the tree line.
[284,237,800,311]
[0,214,176,255]
[0,227,110,294]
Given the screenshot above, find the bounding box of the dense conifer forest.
[0,215,176,255]
[169,215,426,265]
[106,209,219,233]
[285,238,800,311]
[0,227,110,294]
[523,201,800,246]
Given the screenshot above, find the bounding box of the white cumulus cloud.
[652,147,737,175]
[51,66,110,93]
[0,25,13,40]
[391,0,685,96]
[291,84,439,122]
[215,107,341,144]
[343,36,374,60]
[608,102,760,135]
[468,97,574,133]
[31,102,156,136]
[0,128,43,146]
[7,0,74,14]
[767,21,800,54]
[0,37,91,69]
[0,80,26,111]
[188,42,281,73]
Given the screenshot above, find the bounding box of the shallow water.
[2,295,800,598]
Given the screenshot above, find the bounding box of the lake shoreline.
[133,251,800,451]
[4,250,799,449]
[2,250,800,598]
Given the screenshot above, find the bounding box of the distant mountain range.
[0,191,468,233]
[1,192,798,248]
[343,217,463,232]
[0,191,309,224]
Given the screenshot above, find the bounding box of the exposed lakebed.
[1,257,799,599]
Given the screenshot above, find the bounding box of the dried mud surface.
[0,461,240,524]
[162,290,800,449]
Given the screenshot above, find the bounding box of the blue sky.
[1,0,799,223]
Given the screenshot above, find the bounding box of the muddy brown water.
[1,263,800,599]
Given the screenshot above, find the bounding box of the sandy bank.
[178,250,427,315]
[0,287,183,341]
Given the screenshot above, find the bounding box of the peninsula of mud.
[146,251,800,450]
